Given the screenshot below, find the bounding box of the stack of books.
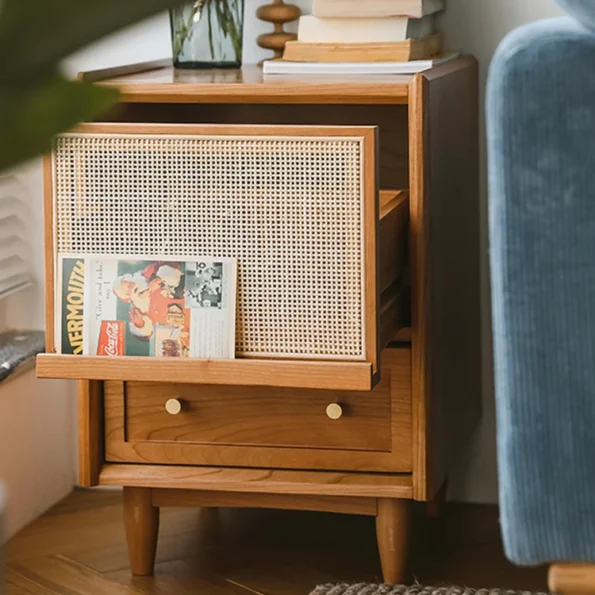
[263,0,457,75]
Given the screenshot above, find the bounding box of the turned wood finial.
[257,0,301,59]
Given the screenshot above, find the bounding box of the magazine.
[57,255,237,359]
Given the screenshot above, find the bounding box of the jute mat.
[309,585,550,595]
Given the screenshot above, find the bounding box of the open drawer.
[37,123,409,391]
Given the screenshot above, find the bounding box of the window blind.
[0,175,33,299]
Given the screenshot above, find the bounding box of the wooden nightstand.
[37,58,481,584]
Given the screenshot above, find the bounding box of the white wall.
[440,0,565,504]
[0,375,75,540]
[0,164,77,542]
[61,0,313,73]
[1,1,569,538]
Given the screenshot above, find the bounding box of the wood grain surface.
[79,63,413,104]
[408,56,482,501]
[124,381,391,451]
[37,354,375,391]
[73,121,379,138]
[376,498,411,584]
[123,487,159,576]
[103,348,412,473]
[151,489,378,516]
[77,380,103,487]
[43,154,55,354]
[549,564,595,595]
[379,191,409,294]
[99,464,413,499]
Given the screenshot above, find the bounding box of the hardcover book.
[297,14,435,44]
[311,0,445,18]
[282,34,442,63]
[263,51,459,75]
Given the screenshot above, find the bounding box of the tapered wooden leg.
[123,487,159,576]
[376,498,411,585]
[549,564,595,595]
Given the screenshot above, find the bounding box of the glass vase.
[170,0,245,69]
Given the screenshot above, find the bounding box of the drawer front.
[41,123,410,391]
[49,123,382,371]
[125,382,390,451]
[104,347,413,473]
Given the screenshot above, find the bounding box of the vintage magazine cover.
[57,255,237,359]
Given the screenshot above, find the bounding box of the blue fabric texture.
[487,17,595,566]
[556,0,595,31]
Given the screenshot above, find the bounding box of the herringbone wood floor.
[3,489,547,594]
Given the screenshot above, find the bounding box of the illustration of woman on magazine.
[112,261,191,358]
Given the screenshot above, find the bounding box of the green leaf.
[0,0,187,83]
[0,74,119,173]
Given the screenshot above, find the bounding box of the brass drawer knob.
[326,403,343,420]
[165,398,183,415]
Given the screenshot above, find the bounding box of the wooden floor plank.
[2,489,549,595]
[8,555,141,595]
[4,582,39,595]
[45,489,120,516]
[70,508,219,574]
[4,571,54,595]
[108,559,264,595]
[4,582,25,595]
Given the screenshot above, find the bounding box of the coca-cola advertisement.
[96,321,125,356]
[57,255,237,359]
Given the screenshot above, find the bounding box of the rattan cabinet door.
[46,123,383,388]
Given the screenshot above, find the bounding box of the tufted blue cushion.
[488,16,595,566]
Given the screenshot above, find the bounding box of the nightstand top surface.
[80,60,430,105]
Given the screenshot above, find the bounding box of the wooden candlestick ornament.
[257,0,301,59]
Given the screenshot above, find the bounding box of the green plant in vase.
[170,0,245,69]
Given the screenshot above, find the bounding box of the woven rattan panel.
[53,132,366,360]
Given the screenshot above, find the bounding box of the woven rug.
[310,585,550,595]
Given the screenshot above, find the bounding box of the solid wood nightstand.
[37,59,481,584]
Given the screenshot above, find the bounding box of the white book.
[262,52,459,75]
[297,14,434,44]
[312,0,445,19]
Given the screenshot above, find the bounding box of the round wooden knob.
[256,0,301,58]
[256,2,301,23]
[257,31,297,54]
[326,403,343,420]
[165,398,183,415]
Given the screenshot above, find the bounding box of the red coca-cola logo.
[97,320,125,356]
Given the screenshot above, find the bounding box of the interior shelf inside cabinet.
[379,190,407,218]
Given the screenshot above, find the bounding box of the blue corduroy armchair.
[487,1,595,593]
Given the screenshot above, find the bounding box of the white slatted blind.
[0,175,33,299]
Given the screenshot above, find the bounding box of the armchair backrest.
[555,0,595,30]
